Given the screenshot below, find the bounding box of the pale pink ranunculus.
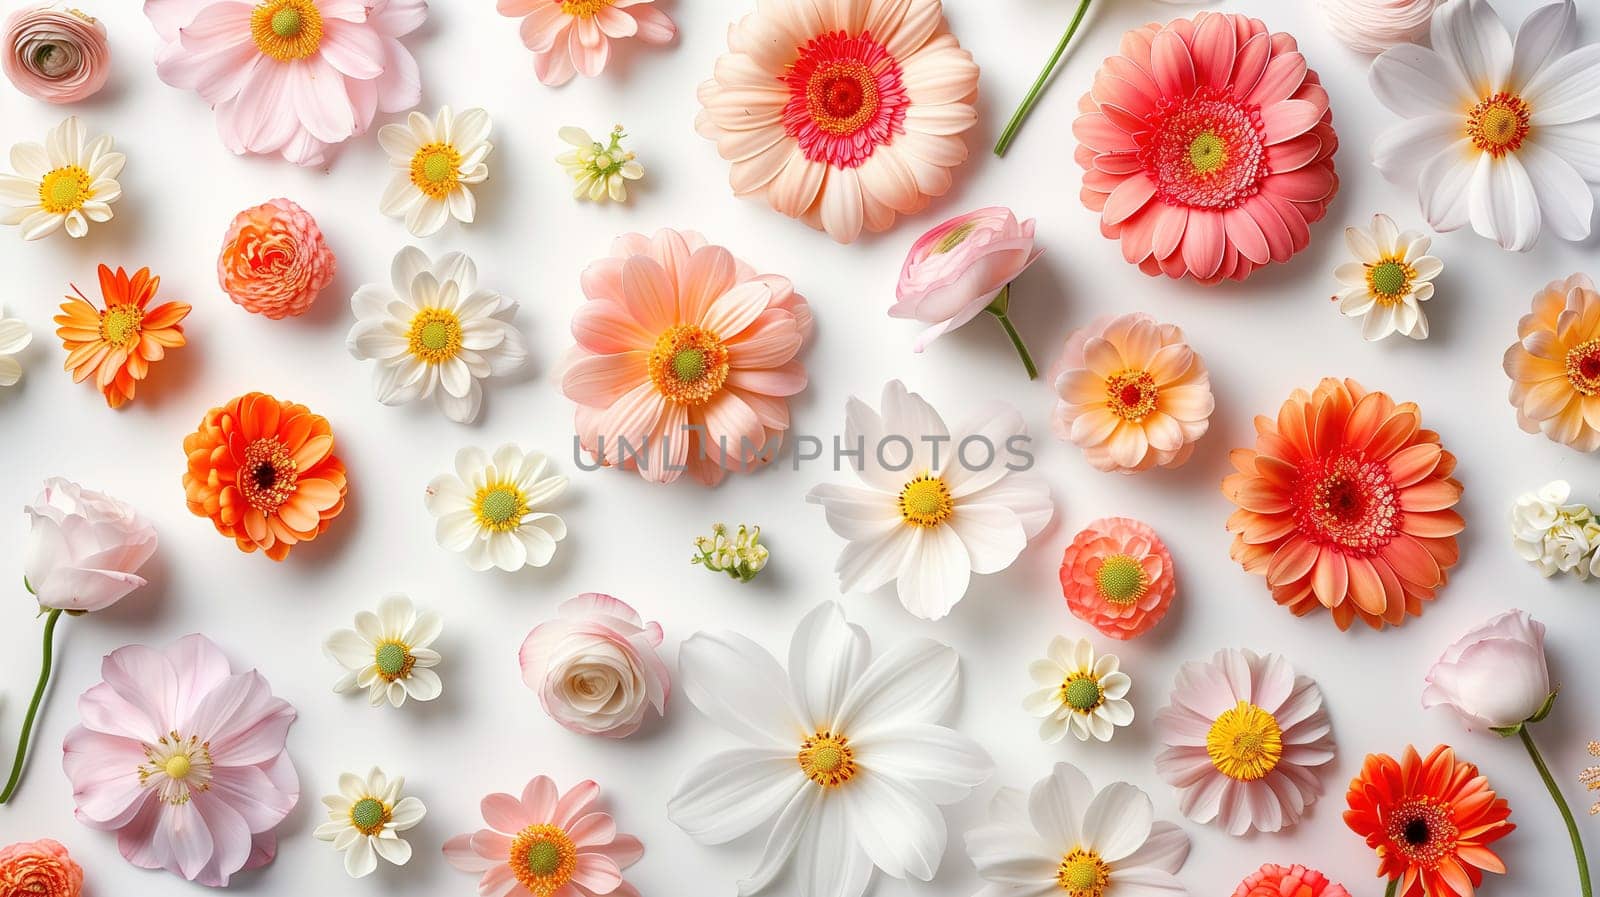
[518,593,669,739]
[891,207,1043,352]
[1423,609,1553,732]
[24,478,157,613]
[497,0,674,87]
[3,7,110,104]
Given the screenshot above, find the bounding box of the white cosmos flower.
[348,246,527,424]
[324,594,444,708]
[0,306,30,387]
[0,115,122,240]
[558,125,644,203]
[1024,637,1134,744]
[806,380,1053,621]
[378,106,492,237]
[1511,480,1600,577]
[313,767,427,878]
[668,602,993,897]
[1370,0,1600,251]
[1333,213,1443,341]
[425,444,569,573]
[965,763,1191,897]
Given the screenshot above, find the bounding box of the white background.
[1,0,1599,894]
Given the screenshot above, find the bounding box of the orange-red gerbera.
[1344,745,1514,897]
[1222,377,1463,631]
[183,392,347,561]
[54,264,190,408]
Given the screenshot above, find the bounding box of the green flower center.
[419,320,450,351]
[271,7,302,37]
[1370,260,1407,297]
[1064,676,1103,712]
[351,797,385,831]
[933,221,977,254]
[527,840,562,876]
[671,348,706,382]
[1095,555,1147,605]
[478,488,519,525]
[1188,132,1227,173]
[422,151,454,183]
[375,643,408,677]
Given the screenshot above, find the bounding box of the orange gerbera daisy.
[1222,377,1463,631]
[54,265,190,408]
[182,392,347,561]
[1344,745,1514,897]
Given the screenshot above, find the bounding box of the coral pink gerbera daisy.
[497,0,675,87]
[561,229,812,486]
[1503,273,1600,452]
[1059,517,1177,640]
[1233,863,1351,897]
[1223,378,1463,631]
[696,0,979,243]
[1074,12,1339,284]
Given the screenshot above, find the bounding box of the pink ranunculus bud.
[519,593,669,738]
[23,478,156,612]
[1423,609,1554,731]
[891,207,1043,352]
[2,7,110,104]
[217,198,336,319]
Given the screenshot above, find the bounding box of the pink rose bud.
[2,7,110,104]
[1423,609,1553,731]
[891,207,1043,352]
[519,593,670,738]
[23,478,157,612]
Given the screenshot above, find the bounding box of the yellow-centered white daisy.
[1024,636,1134,744]
[0,116,123,240]
[0,306,30,387]
[558,125,643,203]
[313,767,426,878]
[424,444,568,573]
[378,106,492,237]
[324,594,443,708]
[1333,213,1443,341]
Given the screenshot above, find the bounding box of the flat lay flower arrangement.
[5,0,1600,895]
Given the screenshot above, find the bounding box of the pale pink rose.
[1319,0,1442,55]
[3,7,110,104]
[1423,609,1553,731]
[24,478,157,613]
[518,593,669,738]
[498,0,674,87]
[891,207,1043,351]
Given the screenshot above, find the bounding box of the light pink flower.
[519,593,669,739]
[561,228,812,486]
[891,207,1042,351]
[62,634,298,886]
[1319,0,1442,54]
[3,7,111,104]
[497,0,674,87]
[1423,609,1553,732]
[443,776,642,897]
[24,478,157,613]
[144,0,426,167]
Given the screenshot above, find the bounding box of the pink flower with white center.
[497,0,675,87]
[61,634,298,886]
[696,0,980,243]
[143,0,426,167]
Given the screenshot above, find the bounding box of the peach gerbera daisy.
[1059,517,1177,640]
[1050,312,1214,473]
[183,392,348,561]
[1223,377,1463,631]
[54,265,190,408]
[1503,273,1600,451]
[497,0,675,87]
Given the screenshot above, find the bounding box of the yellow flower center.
[1366,258,1415,304]
[240,437,299,514]
[350,796,391,835]
[406,307,462,364]
[137,731,215,806]
[99,304,143,348]
[374,641,415,682]
[38,165,92,214]
[1056,848,1111,896]
[934,222,977,254]
[647,324,729,406]
[1061,674,1104,713]
[1205,701,1283,781]
[473,482,527,533]
[560,0,613,18]
[509,824,577,896]
[1094,554,1147,605]
[1567,338,1600,397]
[409,142,462,200]
[1466,92,1531,157]
[250,0,323,61]
[1105,369,1158,421]
[898,474,953,527]
[1188,131,1227,173]
[798,731,857,788]
[164,754,191,779]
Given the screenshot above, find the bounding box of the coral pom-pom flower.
[1060,517,1177,640]
[1344,746,1515,897]
[1073,12,1340,284]
[1233,863,1351,897]
[1503,273,1600,452]
[217,198,336,319]
[497,0,675,87]
[182,392,348,561]
[1222,377,1463,631]
[695,0,979,243]
[55,265,190,409]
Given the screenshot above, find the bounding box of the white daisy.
[424,444,568,573]
[1024,637,1134,744]
[347,246,527,424]
[964,763,1191,897]
[378,106,493,237]
[324,594,443,708]
[1370,0,1600,251]
[668,602,993,897]
[558,125,643,203]
[0,306,30,387]
[313,767,426,878]
[806,380,1053,621]
[0,116,123,240]
[1332,213,1443,341]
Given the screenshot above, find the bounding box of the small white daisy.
[558,125,643,203]
[1023,635,1134,743]
[324,594,443,708]
[425,444,568,573]
[0,116,123,240]
[378,106,492,237]
[0,306,30,387]
[313,767,426,878]
[1332,213,1442,341]
[348,246,527,424]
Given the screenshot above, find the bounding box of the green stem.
[994,0,1093,157]
[1384,878,1399,897]
[1520,726,1593,897]
[0,607,63,804]
[985,287,1038,380]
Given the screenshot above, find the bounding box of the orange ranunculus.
[183,392,347,561]
[0,838,83,897]
[217,198,336,319]
[54,265,189,408]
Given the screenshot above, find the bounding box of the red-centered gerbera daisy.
[1222,377,1462,631]
[1345,746,1514,897]
[1073,12,1339,284]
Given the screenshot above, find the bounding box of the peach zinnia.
[54,264,189,408]
[1223,378,1463,631]
[1060,517,1177,640]
[1503,273,1600,452]
[183,392,348,560]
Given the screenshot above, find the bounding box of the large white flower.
[1333,213,1442,341]
[1024,637,1134,744]
[0,115,122,240]
[312,767,427,878]
[378,106,492,237]
[348,246,527,424]
[806,380,1053,621]
[668,602,993,897]
[424,444,568,572]
[1511,480,1600,577]
[324,594,443,707]
[1370,0,1600,251]
[965,763,1190,897]
[0,306,30,387]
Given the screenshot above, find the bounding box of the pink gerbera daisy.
[144,0,426,167]
[696,0,979,243]
[1059,517,1177,640]
[1073,12,1340,284]
[498,0,675,87]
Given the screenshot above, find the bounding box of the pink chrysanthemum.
[1073,12,1339,284]
[1059,517,1177,640]
[1233,863,1351,897]
[497,0,674,87]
